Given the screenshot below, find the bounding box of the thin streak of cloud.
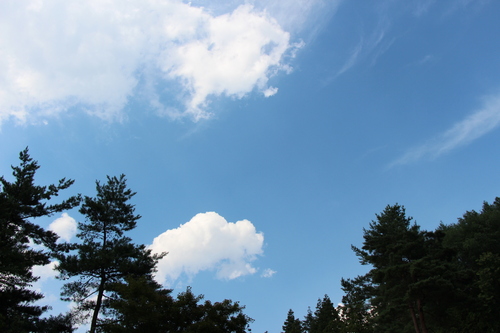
[412,0,436,17]
[389,93,500,167]
[251,0,342,36]
[336,39,364,77]
[326,11,391,83]
[443,0,490,17]
[416,54,436,65]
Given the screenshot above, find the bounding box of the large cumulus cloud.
[0,0,311,124]
[149,212,267,285]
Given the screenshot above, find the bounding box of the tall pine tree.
[352,204,428,333]
[0,148,80,332]
[56,175,162,333]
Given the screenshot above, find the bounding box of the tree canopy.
[56,175,164,333]
[0,148,80,332]
[284,200,500,333]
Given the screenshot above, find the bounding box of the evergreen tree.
[102,276,253,333]
[100,276,175,332]
[336,199,500,333]
[282,309,303,333]
[352,204,428,333]
[0,148,80,332]
[302,307,314,333]
[36,313,75,333]
[439,198,500,332]
[56,175,163,333]
[303,295,341,333]
[339,275,374,333]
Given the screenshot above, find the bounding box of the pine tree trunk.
[408,301,420,333]
[417,298,428,333]
[89,272,106,333]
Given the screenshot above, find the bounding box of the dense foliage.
[56,174,165,333]
[102,277,252,333]
[0,148,80,332]
[283,201,500,333]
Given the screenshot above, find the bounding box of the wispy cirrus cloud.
[325,5,393,83]
[0,0,333,126]
[389,93,500,167]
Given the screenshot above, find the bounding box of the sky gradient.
[2,0,500,332]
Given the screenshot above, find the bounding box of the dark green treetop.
[102,276,253,333]
[56,175,163,333]
[339,274,375,333]
[351,204,429,333]
[282,309,303,333]
[0,148,80,332]
[303,295,341,333]
[439,198,500,331]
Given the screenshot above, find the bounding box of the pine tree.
[340,200,500,332]
[339,275,374,333]
[352,204,428,333]
[56,175,162,333]
[0,148,80,332]
[282,309,303,333]
[440,198,500,332]
[102,276,253,333]
[303,295,341,333]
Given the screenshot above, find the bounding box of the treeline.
[282,201,500,332]
[0,149,252,333]
[4,148,500,333]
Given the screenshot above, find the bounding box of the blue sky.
[2,0,500,332]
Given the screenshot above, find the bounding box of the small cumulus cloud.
[49,213,77,242]
[263,87,279,97]
[389,92,500,167]
[149,212,267,285]
[0,0,324,125]
[261,268,276,278]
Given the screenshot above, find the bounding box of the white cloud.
[327,14,392,82]
[390,93,500,167]
[49,213,77,242]
[32,260,59,282]
[162,4,293,120]
[0,0,322,125]
[261,268,277,278]
[188,0,339,36]
[149,212,265,285]
[336,39,364,77]
[250,0,341,35]
[412,0,436,17]
[263,87,279,97]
